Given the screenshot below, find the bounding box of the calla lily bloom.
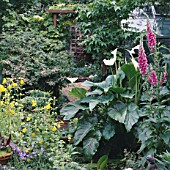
[103,48,117,66]
[67,77,78,83]
[103,58,115,66]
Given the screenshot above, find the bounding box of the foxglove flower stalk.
[148,70,158,86]
[138,45,148,75]
[160,72,168,86]
[147,22,156,51]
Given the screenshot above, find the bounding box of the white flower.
[124,168,133,170]
[103,48,117,66]
[126,45,139,71]
[129,45,140,55]
[67,77,78,83]
[89,74,97,79]
[131,56,138,71]
[103,58,115,66]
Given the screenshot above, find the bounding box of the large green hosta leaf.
[82,75,117,93]
[74,119,94,145]
[102,122,115,140]
[125,103,139,131]
[108,102,139,131]
[81,95,114,111]
[121,63,140,89]
[60,101,87,120]
[69,87,87,99]
[108,101,127,123]
[83,130,101,158]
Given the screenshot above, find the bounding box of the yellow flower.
[2,78,6,84]
[26,117,31,121]
[0,85,6,92]
[57,124,60,129]
[52,126,57,131]
[45,103,51,110]
[68,135,72,140]
[21,122,25,125]
[20,79,24,85]
[22,128,27,133]
[36,128,40,132]
[32,100,37,107]
[26,158,31,162]
[53,123,61,129]
[25,148,31,153]
[12,82,18,87]
[39,141,43,144]
[31,133,36,137]
[10,110,15,115]
[10,102,15,107]
[0,101,4,106]
[7,85,12,90]
[25,149,29,153]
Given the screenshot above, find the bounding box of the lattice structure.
[46,9,85,60]
[70,24,85,60]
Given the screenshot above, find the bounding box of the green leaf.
[120,92,135,98]
[89,100,99,111]
[82,80,94,87]
[69,87,87,99]
[108,102,127,123]
[125,103,139,131]
[110,87,125,93]
[98,95,114,104]
[97,155,108,170]
[83,75,117,93]
[74,120,93,145]
[102,123,115,140]
[86,89,103,96]
[83,137,100,158]
[60,101,87,120]
[160,132,170,145]
[108,102,139,131]
[95,75,117,93]
[121,63,140,89]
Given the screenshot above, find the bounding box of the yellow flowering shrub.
[0,78,24,139]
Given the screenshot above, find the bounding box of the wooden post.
[53,14,57,27]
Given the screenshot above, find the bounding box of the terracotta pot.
[0,151,13,165]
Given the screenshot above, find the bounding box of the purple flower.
[148,70,158,86]
[138,45,148,75]
[160,72,168,86]
[147,23,156,51]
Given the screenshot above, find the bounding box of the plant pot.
[0,150,13,165]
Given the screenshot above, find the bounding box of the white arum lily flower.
[89,74,97,79]
[103,48,117,66]
[103,58,115,66]
[129,45,140,55]
[67,77,78,83]
[111,48,117,58]
[126,45,139,71]
[124,168,133,170]
[131,56,138,71]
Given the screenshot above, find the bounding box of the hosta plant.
[61,60,141,159]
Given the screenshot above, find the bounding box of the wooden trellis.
[46,9,85,60]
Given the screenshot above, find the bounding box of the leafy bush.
[0,5,75,94]
[61,61,141,160]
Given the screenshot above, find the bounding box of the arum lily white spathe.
[129,45,140,55]
[66,77,78,84]
[124,168,133,170]
[127,45,140,71]
[103,48,117,66]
